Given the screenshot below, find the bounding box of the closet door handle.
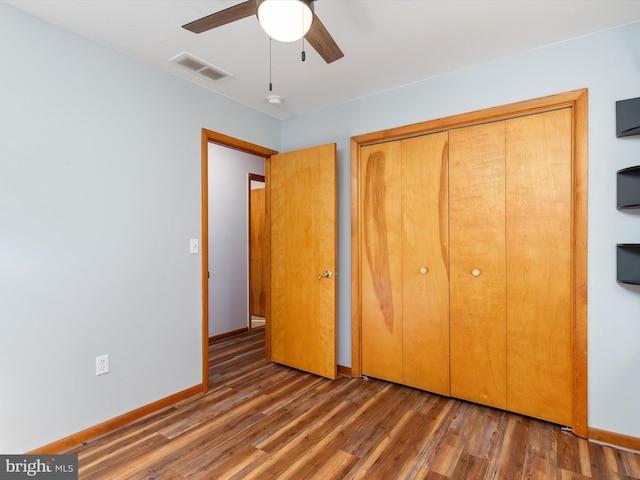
[420,266,429,275]
[471,269,481,277]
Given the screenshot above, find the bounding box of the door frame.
[201,129,277,392]
[350,89,588,436]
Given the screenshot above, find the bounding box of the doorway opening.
[200,129,277,392]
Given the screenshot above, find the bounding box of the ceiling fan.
[182,0,344,64]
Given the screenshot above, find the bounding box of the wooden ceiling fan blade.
[182,1,257,34]
[305,14,344,63]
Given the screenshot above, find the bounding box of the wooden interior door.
[249,184,266,317]
[505,108,573,425]
[401,132,450,395]
[449,121,507,409]
[361,141,404,384]
[268,143,337,379]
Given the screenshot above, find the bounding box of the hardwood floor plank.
[257,373,328,415]
[238,401,359,480]
[522,418,558,479]
[449,453,490,479]
[604,444,628,479]
[463,405,507,459]
[78,433,170,480]
[502,417,530,479]
[306,450,360,480]
[274,406,375,480]
[61,328,640,480]
[578,434,593,478]
[341,384,420,458]
[222,360,292,393]
[485,416,528,479]
[618,447,640,478]
[160,410,267,478]
[253,393,347,453]
[558,426,586,475]
[559,470,591,480]
[587,440,611,480]
[347,432,393,480]
[361,410,445,480]
[422,400,468,476]
[196,445,267,480]
[398,395,458,476]
[249,388,337,447]
[155,388,239,440]
[66,403,190,466]
[418,471,449,480]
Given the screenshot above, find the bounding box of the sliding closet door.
[506,108,573,425]
[449,121,507,409]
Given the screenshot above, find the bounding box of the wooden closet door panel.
[401,132,450,395]
[506,109,573,425]
[449,122,507,409]
[361,142,404,383]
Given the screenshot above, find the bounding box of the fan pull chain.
[269,37,273,91]
[301,7,306,62]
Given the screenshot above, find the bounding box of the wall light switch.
[190,238,199,254]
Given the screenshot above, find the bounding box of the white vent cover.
[169,52,232,82]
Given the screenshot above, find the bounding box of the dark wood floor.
[67,328,640,479]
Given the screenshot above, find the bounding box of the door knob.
[317,270,333,279]
[471,269,481,277]
[420,266,429,275]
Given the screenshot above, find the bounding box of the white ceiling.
[6,0,640,120]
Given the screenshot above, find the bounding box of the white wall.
[208,144,264,336]
[0,4,280,453]
[281,22,640,439]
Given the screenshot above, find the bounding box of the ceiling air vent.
[169,52,232,82]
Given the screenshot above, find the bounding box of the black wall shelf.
[617,244,640,285]
[616,97,640,137]
[617,166,640,209]
[615,99,640,286]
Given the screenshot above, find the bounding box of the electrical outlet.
[96,354,109,376]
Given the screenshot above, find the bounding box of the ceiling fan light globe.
[257,0,314,42]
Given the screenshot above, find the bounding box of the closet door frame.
[350,89,588,437]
